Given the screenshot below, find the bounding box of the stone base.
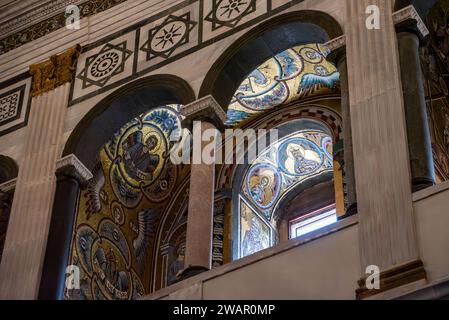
[356,260,426,300]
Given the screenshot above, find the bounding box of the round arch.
[63,74,195,170]
[223,102,342,260]
[0,155,18,184]
[198,10,343,109]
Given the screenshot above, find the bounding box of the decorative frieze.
[29,44,81,97]
[0,0,128,56]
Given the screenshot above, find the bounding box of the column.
[327,36,358,217]
[345,1,424,299]
[0,46,80,299]
[38,155,92,300]
[179,96,226,279]
[0,179,16,264]
[395,7,435,191]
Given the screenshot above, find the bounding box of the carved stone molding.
[393,5,429,38]
[325,35,346,63]
[0,0,128,56]
[0,178,17,193]
[181,95,227,130]
[0,0,85,39]
[356,259,426,299]
[55,154,93,185]
[325,35,346,54]
[29,44,81,97]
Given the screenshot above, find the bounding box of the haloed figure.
[123,131,160,181]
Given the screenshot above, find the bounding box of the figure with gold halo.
[123,131,160,182]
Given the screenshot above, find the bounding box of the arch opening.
[199,10,343,109]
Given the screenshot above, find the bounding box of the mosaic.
[226,43,340,126]
[239,198,270,258]
[66,104,191,299]
[241,130,333,221]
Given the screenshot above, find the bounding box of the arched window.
[227,43,342,259]
[238,126,336,258]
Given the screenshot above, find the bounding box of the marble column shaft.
[346,0,419,272]
[184,121,217,270]
[38,155,92,300]
[397,31,435,191]
[337,52,358,215]
[0,84,70,299]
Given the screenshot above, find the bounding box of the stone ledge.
[412,180,449,202]
[142,214,358,300]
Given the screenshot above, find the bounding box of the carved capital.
[29,44,81,97]
[181,95,227,130]
[56,154,93,186]
[393,5,429,38]
[325,36,346,65]
[0,178,17,193]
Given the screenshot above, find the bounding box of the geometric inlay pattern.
[0,89,22,123]
[77,41,132,89]
[205,0,257,31]
[140,13,197,61]
[0,75,32,137]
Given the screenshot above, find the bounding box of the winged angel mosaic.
[226,43,340,126]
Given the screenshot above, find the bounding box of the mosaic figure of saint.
[242,215,269,257]
[285,142,321,175]
[123,131,160,182]
[250,175,270,206]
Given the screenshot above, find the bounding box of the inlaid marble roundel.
[150,21,187,53]
[217,0,254,22]
[89,51,120,79]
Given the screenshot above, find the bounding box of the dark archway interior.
[63,75,195,170]
[394,0,438,17]
[0,156,18,183]
[199,10,343,109]
[275,176,335,222]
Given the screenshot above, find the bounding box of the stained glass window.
[226,43,339,126]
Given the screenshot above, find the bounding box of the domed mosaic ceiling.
[226,43,340,126]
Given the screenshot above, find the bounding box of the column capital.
[0,178,17,193]
[325,35,346,65]
[55,154,92,186]
[29,44,81,97]
[393,5,429,41]
[181,95,227,130]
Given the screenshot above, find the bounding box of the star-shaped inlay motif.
[77,41,132,89]
[140,13,197,61]
[205,0,256,31]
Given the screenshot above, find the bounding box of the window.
[289,205,337,239]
